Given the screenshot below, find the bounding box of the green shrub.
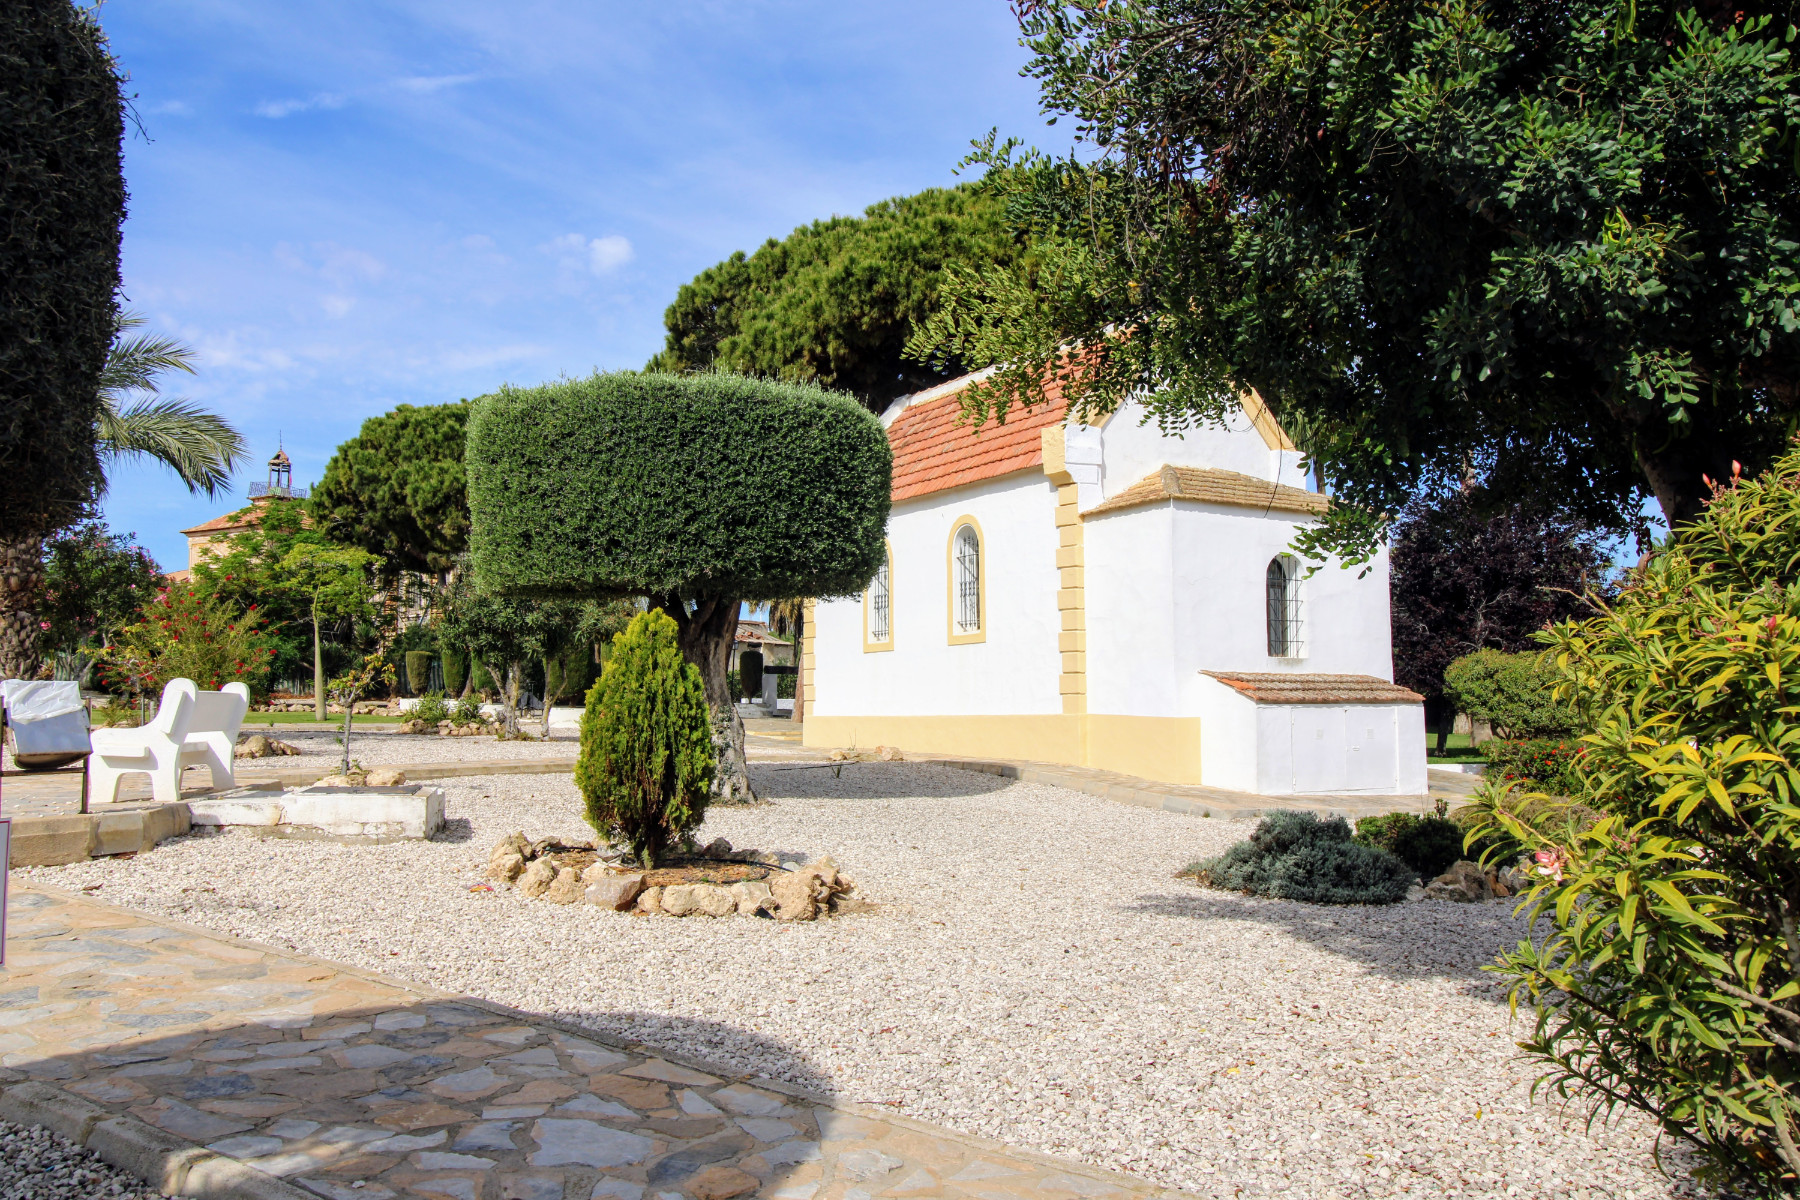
[726,668,741,701]
[740,649,764,699]
[412,691,449,725]
[1353,812,1464,881]
[1481,737,1584,793]
[404,651,432,695]
[440,645,467,696]
[1477,443,1800,1192]
[450,695,482,725]
[469,656,495,696]
[1187,811,1415,905]
[1443,648,1578,740]
[575,609,714,867]
[544,641,597,707]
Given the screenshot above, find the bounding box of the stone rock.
[1424,860,1492,903]
[729,880,774,916]
[486,853,526,884]
[398,719,432,734]
[770,870,827,922]
[746,850,781,866]
[518,859,559,899]
[1405,884,1427,903]
[545,867,584,904]
[233,734,300,759]
[701,837,734,859]
[637,885,664,914]
[1497,864,1533,894]
[686,1167,758,1200]
[314,774,362,788]
[366,768,407,787]
[661,885,700,917]
[876,745,903,762]
[585,871,646,912]
[690,884,736,918]
[492,832,530,862]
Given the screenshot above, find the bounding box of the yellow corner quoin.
[945,514,987,646]
[1040,425,1088,716]
[801,598,818,720]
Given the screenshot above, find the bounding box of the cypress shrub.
[469,656,495,696]
[440,645,468,696]
[575,610,714,867]
[1188,811,1414,905]
[740,649,764,699]
[0,2,126,677]
[1353,812,1465,881]
[404,651,432,696]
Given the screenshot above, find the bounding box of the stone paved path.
[0,882,1184,1200]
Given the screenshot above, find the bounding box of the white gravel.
[28,763,1703,1199]
[0,1120,162,1200]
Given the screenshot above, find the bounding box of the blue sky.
[95,1,1053,570]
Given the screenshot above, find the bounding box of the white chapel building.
[800,370,1427,796]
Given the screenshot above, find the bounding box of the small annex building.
[800,370,1427,796]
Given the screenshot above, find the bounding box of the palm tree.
[97,312,246,495]
[0,314,246,681]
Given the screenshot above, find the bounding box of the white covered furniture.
[88,678,249,805]
[1,680,91,771]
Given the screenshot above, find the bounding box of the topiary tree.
[404,651,431,696]
[575,609,714,867]
[312,401,473,576]
[1444,648,1580,741]
[466,371,890,801]
[1186,811,1416,904]
[0,1,126,679]
[1477,442,1800,1191]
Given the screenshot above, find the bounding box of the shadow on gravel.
[749,761,1012,800]
[1122,886,1526,988]
[11,885,832,1197]
[433,816,475,843]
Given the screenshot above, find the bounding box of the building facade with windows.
[802,369,1427,796]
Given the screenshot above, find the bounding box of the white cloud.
[395,73,482,94]
[254,92,346,119]
[548,233,634,276]
[321,295,356,318]
[148,99,194,116]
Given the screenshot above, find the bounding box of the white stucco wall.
[1085,501,1395,719]
[1196,679,1426,796]
[810,473,1063,718]
[1095,399,1310,501]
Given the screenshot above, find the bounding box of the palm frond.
[99,311,197,398]
[98,396,248,498]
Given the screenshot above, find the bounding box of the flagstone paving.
[0,882,1185,1200]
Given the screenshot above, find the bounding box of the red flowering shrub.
[1480,737,1585,795]
[98,587,275,699]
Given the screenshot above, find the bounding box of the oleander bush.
[450,695,482,725]
[575,609,714,867]
[1481,736,1585,793]
[1186,811,1415,905]
[1352,812,1464,881]
[1476,443,1800,1193]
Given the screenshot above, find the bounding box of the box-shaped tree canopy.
[466,372,891,602]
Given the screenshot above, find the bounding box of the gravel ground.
[0,1120,162,1200]
[236,727,576,772]
[27,763,1700,1199]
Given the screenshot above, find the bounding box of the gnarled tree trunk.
[660,594,753,804]
[0,536,44,681]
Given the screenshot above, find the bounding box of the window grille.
[954,526,981,634]
[868,559,891,643]
[1266,556,1303,657]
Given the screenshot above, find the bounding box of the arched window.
[864,546,892,651]
[947,519,985,644]
[1266,556,1302,657]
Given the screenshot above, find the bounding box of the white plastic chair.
[89,679,197,806]
[180,682,249,789]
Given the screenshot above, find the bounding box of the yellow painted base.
[801,713,1206,787]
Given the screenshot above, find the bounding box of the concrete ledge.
[0,1080,312,1200]
[10,804,190,867]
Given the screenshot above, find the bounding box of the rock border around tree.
[481,833,861,922]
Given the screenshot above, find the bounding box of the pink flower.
[1534,849,1566,883]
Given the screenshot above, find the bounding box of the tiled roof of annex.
[1085,464,1328,518]
[886,373,1071,504]
[1202,672,1424,705]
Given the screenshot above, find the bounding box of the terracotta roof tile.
[179,507,262,537]
[1202,672,1423,705]
[1085,464,1328,518]
[888,379,1070,503]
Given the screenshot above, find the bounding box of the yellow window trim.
[863,540,894,653]
[946,515,987,646]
